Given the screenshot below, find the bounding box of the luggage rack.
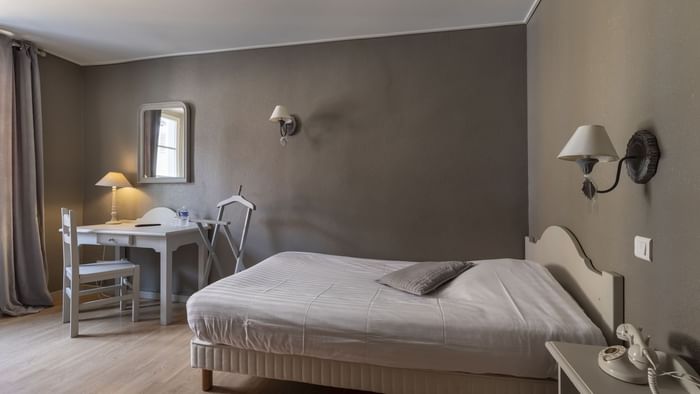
[191,186,256,282]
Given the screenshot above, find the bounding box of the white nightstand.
[546,341,700,394]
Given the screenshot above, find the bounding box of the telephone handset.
[598,323,660,391]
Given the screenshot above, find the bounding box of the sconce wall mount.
[624,130,660,184]
[558,125,660,200]
[269,105,299,146]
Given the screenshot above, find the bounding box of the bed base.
[191,339,556,394]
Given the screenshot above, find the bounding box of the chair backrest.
[61,208,79,280]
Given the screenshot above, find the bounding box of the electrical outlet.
[634,236,652,262]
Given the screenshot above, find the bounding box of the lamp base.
[105,220,122,225]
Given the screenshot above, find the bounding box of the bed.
[187,225,623,393]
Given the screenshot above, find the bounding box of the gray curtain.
[0,37,53,315]
[143,110,161,177]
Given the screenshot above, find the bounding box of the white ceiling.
[0,0,538,66]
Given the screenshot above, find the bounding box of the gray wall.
[40,54,84,292]
[76,26,527,294]
[528,0,700,364]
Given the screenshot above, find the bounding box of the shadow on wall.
[669,331,700,372]
[262,216,356,255]
[302,98,364,149]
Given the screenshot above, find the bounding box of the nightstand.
[546,341,699,394]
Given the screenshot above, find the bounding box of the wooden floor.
[0,295,366,394]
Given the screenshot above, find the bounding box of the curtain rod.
[11,40,47,57]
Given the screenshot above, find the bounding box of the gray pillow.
[377,261,475,295]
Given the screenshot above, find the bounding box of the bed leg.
[202,369,213,391]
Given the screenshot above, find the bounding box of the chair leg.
[119,276,125,311]
[70,279,80,338]
[132,267,140,322]
[202,369,213,391]
[62,278,70,324]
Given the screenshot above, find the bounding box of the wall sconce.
[558,125,660,200]
[269,105,298,146]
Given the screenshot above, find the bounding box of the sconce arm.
[278,120,287,137]
[597,156,637,194]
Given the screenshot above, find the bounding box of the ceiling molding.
[2,0,538,66]
[80,21,525,67]
[524,0,542,24]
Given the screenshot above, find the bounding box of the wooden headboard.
[525,225,623,344]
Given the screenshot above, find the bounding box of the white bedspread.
[187,252,606,379]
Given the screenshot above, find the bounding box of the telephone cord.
[657,370,700,388]
[648,368,660,394]
[645,349,700,392]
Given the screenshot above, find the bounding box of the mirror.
[138,101,190,183]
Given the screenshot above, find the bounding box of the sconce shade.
[269,105,291,122]
[558,125,619,162]
[95,171,132,188]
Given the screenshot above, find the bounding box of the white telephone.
[598,323,660,391]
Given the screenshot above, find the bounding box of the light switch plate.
[634,236,652,262]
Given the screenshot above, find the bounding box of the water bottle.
[177,206,189,226]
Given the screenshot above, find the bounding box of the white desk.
[72,222,207,325]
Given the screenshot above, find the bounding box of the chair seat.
[66,259,138,280]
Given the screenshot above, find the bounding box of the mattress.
[187,252,606,379]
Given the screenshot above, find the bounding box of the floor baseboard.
[140,291,190,303]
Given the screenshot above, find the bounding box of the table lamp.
[95,171,132,224]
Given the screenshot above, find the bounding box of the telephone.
[598,323,660,391]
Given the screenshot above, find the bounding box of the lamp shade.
[558,125,619,162]
[269,105,291,122]
[95,171,132,188]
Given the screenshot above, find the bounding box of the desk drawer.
[96,234,134,246]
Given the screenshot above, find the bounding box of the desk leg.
[160,249,173,325]
[558,366,577,394]
[197,241,207,289]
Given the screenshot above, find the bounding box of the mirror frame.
[138,101,190,184]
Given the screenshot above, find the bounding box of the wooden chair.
[61,208,140,337]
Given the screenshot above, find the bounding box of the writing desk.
[71,222,207,325]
